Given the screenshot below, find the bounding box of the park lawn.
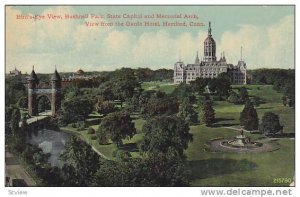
[232,84,283,103]
[62,118,146,160]
[186,124,295,186]
[186,84,295,186]
[60,84,294,186]
[141,81,176,94]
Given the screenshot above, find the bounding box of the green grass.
[60,84,294,186]
[186,85,294,186]
[141,81,176,94]
[186,125,294,186]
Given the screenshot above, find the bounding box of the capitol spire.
[208,21,212,36]
[195,51,200,65]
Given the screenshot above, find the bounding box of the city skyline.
[6,5,294,73]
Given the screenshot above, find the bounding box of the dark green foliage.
[38,96,51,113]
[95,99,115,116]
[240,101,259,130]
[5,76,26,106]
[227,91,240,104]
[111,68,141,106]
[250,69,294,85]
[98,81,115,101]
[90,135,97,140]
[249,69,295,107]
[95,152,190,186]
[112,150,132,162]
[259,112,283,136]
[172,83,195,103]
[60,136,101,186]
[250,96,261,107]
[9,105,21,137]
[99,112,136,147]
[97,129,109,145]
[134,68,174,82]
[87,127,96,134]
[140,115,193,158]
[17,96,28,109]
[208,73,232,98]
[190,77,210,95]
[238,87,249,103]
[61,97,94,124]
[202,102,215,126]
[282,96,287,106]
[141,91,179,119]
[178,99,199,124]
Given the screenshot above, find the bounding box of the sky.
[6,5,294,73]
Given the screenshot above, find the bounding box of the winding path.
[61,128,111,160]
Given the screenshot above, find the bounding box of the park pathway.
[61,128,111,160]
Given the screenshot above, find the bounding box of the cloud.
[6,6,294,74]
[217,15,294,69]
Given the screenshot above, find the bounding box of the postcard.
[5,5,295,189]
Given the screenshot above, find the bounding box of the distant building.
[9,67,22,76]
[74,69,85,76]
[174,22,246,85]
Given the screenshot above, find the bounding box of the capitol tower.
[203,22,216,62]
[174,21,247,85]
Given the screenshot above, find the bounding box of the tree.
[259,112,283,136]
[239,101,259,130]
[172,83,195,103]
[111,68,141,107]
[202,102,215,126]
[208,74,231,98]
[97,127,109,145]
[238,86,249,103]
[38,96,51,113]
[5,76,26,106]
[208,78,218,93]
[282,96,287,106]
[141,91,179,119]
[17,96,28,109]
[60,136,101,186]
[95,151,190,186]
[190,78,210,95]
[8,105,26,152]
[61,97,94,123]
[95,99,115,116]
[10,106,21,137]
[227,91,240,104]
[99,112,136,147]
[98,81,115,101]
[178,99,199,124]
[140,115,193,158]
[240,100,259,130]
[215,73,232,98]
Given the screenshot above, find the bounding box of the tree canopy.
[240,100,259,130]
[259,112,283,136]
[98,112,136,147]
[140,115,193,158]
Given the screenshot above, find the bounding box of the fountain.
[224,130,262,148]
[209,129,277,153]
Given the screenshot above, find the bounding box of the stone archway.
[37,94,52,114]
[28,68,61,116]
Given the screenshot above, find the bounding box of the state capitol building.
[174,22,247,85]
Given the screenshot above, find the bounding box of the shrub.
[87,127,96,134]
[90,135,97,140]
[98,131,109,145]
[112,150,131,161]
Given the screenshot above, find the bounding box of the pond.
[27,129,71,167]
